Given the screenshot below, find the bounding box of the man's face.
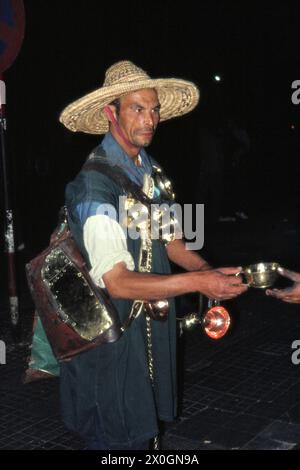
[116,89,160,147]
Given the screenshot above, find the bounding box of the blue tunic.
[60,133,177,447]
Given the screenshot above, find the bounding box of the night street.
[0,0,299,454]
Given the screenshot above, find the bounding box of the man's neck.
[110,127,141,160]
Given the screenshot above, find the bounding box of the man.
[58,60,247,450]
[267,268,300,303]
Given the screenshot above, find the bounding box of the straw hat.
[59,60,200,134]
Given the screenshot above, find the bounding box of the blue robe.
[60,133,177,447]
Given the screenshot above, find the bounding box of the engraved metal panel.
[41,248,112,340]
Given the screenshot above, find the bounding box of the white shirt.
[83,214,135,288]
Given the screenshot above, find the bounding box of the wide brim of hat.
[59,78,200,134]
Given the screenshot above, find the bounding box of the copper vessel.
[180,299,231,340]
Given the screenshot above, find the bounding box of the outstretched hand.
[266,268,300,304]
[197,266,248,300]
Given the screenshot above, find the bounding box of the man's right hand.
[195,267,248,300]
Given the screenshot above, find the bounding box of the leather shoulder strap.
[82,150,152,209]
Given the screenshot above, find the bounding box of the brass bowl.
[242,262,280,288]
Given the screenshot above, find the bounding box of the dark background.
[1,0,300,289]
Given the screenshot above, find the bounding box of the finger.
[273,287,294,295]
[230,284,246,290]
[278,267,299,281]
[265,289,282,298]
[224,286,248,297]
[229,277,248,286]
[232,282,248,290]
[218,267,243,275]
[283,298,295,302]
[266,289,291,299]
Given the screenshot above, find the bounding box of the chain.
[145,311,159,450]
[141,177,160,450]
[145,314,154,381]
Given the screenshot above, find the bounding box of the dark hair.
[109,98,120,116]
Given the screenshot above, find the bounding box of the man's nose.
[143,111,155,127]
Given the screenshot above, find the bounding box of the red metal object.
[0,0,25,73]
[202,305,231,340]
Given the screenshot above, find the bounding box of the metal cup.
[237,262,280,288]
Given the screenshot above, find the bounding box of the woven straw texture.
[59,61,200,134]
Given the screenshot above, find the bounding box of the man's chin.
[136,137,153,147]
[142,141,151,147]
[133,132,155,148]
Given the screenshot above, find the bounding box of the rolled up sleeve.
[83,214,135,288]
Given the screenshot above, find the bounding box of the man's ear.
[103,104,117,123]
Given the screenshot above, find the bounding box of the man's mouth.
[139,129,154,137]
